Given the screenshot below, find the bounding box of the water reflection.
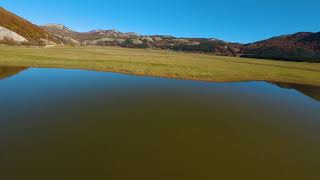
[0,67,319,179]
[0,65,319,102]
[0,66,28,80]
[271,82,320,101]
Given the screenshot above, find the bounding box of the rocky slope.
[43,24,242,56]
[44,24,320,63]
[0,26,28,43]
[0,7,60,45]
[0,7,319,62]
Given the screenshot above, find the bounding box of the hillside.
[242,32,320,62]
[44,24,320,62]
[42,24,242,56]
[0,7,319,62]
[0,7,60,45]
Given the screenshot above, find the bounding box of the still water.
[0,66,319,180]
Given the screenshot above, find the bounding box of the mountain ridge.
[242,31,320,62]
[0,7,319,62]
[42,23,242,56]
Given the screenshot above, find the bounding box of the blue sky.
[1,0,319,43]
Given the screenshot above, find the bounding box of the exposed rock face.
[82,40,90,46]
[45,24,71,31]
[43,24,243,56]
[54,34,80,46]
[131,39,143,45]
[1,7,319,62]
[141,36,153,42]
[116,39,126,43]
[173,39,190,43]
[0,7,61,45]
[187,42,201,46]
[63,36,81,46]
[41,23,320,62]
[209,38,224,42]
[88,30,129,38]
[126,32,140,37]
[153,37,163,42]
[40,38,56,46]
[0,26,28,43]
[95,38,116,42]
[85,38,116,45]
[82,37,128,46]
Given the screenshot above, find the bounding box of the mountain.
[42,24,143,46]
[0,7,60,45]
[0,7,319,62]
[44,24,320,62]
[242,32,320,62]
[42,24,242,55]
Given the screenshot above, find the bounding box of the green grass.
[0,46,320,86]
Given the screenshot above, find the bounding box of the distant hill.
[42,24,242,55]
[0,7,60,45]
[0,7,319,62]
[44,24,320,62]
[242,32,320,62]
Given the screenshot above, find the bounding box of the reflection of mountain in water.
[0,65,319,102]
[0,66,27,80]
[272,82,320,102]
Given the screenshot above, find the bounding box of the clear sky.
[1,0,319,43]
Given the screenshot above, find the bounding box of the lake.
[0,66,319,180]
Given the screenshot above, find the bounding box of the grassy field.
[0,46,319,86]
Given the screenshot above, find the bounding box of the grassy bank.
[0,46,319,86]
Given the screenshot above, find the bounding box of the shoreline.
[0,46,319,87]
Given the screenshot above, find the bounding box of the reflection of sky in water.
[0,68,320,179]
[5,68,320,100]
[1,67,319,129]
[1,67,319,112]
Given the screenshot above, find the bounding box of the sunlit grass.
[0,46,319,86]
